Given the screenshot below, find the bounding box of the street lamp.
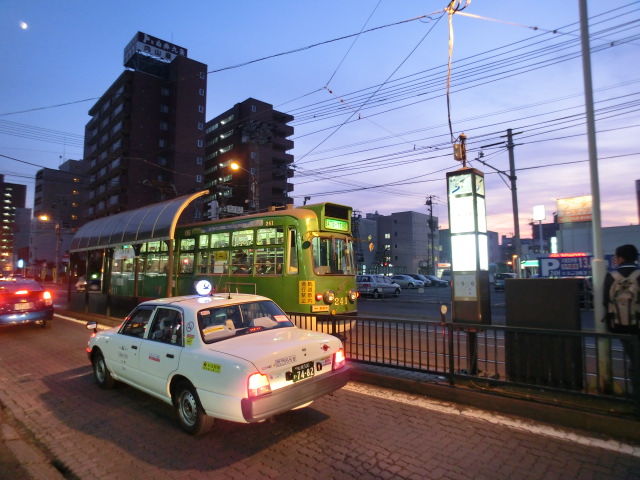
[230,162,258,212]
[38,215,61,284]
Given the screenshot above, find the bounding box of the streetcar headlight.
[323,289,336,304]
[347,289,357,302]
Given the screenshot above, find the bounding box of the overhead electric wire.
[288,8,639,135]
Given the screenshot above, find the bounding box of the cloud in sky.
[0,0,638,239]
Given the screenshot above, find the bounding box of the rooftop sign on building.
[124,32,188,67]
[557,195,592,224]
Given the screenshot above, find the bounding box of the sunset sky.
[1,0,638,239]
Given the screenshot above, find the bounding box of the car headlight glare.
[347,289,357,302]
[323,290,335,304]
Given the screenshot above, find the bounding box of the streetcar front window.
[311,236,356,275]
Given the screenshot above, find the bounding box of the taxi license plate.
[14,302,34,311]
[291,361,315,382]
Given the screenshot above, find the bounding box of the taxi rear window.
[198,301,294,344]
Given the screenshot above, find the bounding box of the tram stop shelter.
[68,191,207,317]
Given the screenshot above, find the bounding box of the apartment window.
[158,156,167,166]
[161,87,170,96]
[251,104,257,112]
[196,174,203,183]
[198,105,204,113]
[160,104,169,113]
[196,156,203,165]
[197,140,203,147]
[160,122,169,131]
[219,144,232,153]
[198,122,204,130]
[199,72,206,80]
[159,139,167,148]
[199,88,205,96]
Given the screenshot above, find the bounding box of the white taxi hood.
[205,327,342,372]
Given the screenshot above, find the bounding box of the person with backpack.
[603,244,640,383]
[604,244,640,331]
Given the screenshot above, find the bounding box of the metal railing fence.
[289,314,640,412]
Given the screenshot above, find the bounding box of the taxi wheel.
[372,289,380,299]
[173,382,214,436]
[92,351,115,389]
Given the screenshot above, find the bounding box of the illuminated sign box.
[324,218,349,232]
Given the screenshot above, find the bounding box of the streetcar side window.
[197,251,209,275]
[211,232,229,248]
[255,247,284,275]
[180,238,196,251]
[210,250,229,274]
[288,228,298,274]
[179,254,194,274]
[231,248,253,274]
[256,227,284,245]
[232,229,253,247]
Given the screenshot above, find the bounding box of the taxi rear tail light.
[42,291,53,306]
[333,348,346,371]
[248,373,271,397]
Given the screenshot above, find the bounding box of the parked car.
[494,273,516,291]
[0,278,54,328]
[424,275,449,287]
[440,270,452,286]
[391,274,425,289]
[85,289,350,436]
[356,274,401,299]
[407,274,432,287]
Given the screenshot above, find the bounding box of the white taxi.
[85,288,349,436]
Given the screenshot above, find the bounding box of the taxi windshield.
[198,300,294,343]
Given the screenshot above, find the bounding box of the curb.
[0,408,64,480]
[350,365,640,445]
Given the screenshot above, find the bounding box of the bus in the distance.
[108,203,358,315]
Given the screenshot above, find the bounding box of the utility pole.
[480,130,522,274]
[579,0,609,391]
[425,196,437,275]
[505,129,522,277]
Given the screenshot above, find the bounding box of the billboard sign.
[557,195,592,224]
[538,255,593,277]
[124,32,188,66]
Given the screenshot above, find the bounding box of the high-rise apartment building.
[203,98,294,217]
[0,175,27,274]
[33,159,85,230]
[82,32,207,221]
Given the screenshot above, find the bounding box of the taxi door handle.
[166,353,174,359]
[131,345,138,350]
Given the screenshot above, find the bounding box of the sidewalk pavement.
[0,405,65,480]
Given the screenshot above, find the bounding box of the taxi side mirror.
[86,321,98,333]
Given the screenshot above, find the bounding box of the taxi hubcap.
[179,390,197,426]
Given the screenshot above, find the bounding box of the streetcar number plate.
[291,361,315,382]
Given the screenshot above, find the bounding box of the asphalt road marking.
[344,382,640,457]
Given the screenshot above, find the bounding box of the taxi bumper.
[241,366,350,422]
